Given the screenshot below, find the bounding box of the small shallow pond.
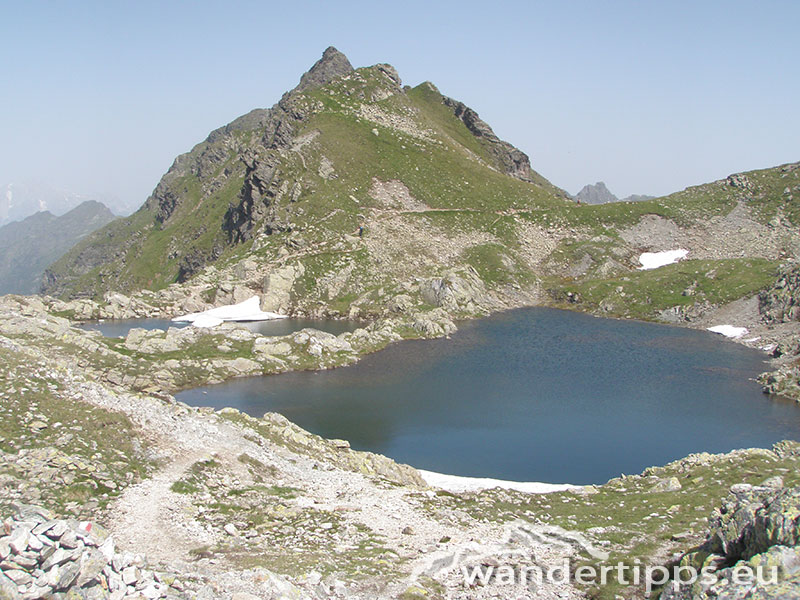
[173,307,800,485]
[78,318,363,338]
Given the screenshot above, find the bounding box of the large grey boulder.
[262,263,304,313]
[418,267,494,314]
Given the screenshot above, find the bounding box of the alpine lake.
[85,308,800,485]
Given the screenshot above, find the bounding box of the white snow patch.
[173,296,286,328]
[638,249,689,270]
[191,315,224,328]
[418,470,578,495]
[707,325,748,338]
[743,337,761,343]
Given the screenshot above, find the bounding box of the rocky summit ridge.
[293,46,355,94]
[42,47,566,303]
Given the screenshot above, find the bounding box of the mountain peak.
[294,46,354,94]
[574,181,655,204]
[575,181,617,204]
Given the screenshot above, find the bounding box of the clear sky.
[1,0,797,213]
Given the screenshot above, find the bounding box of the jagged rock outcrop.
[760,364,800,400]
[759,264,800,323]
[441,95,534,182]
[292,46,354,94]
[661,483,800,599]
[170,50,354,260]
[707,483,800,559]
[177,47,351,246]
[757,264,800,400]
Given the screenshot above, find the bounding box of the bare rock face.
[440,95,534,182]
[759,264,800,323]
[418,267,496,314]
[261,263,304,312]
[661,484,800,599]
[293,46,354,95]
[222,48,355,247]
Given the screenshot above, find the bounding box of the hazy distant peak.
[621,193,656,203]
[575,181,617,204]
[0,200,117,295]
[574,181,655,204]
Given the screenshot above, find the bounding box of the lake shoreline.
[175,305,793,485]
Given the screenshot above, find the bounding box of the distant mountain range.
[574,181,655,204]
[0,182,123,227]
[0,201,117,295]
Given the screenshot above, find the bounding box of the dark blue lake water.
[175,307,800,485]
[79,318,361,338]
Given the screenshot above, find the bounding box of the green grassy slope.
[42,61,571,300]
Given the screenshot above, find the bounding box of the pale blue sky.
[1,0,797,212]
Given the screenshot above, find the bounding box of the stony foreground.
[0,296,583,599]
[0,504,186,599]
[2,292,800,599]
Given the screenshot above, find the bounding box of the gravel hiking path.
[108,449,215,563]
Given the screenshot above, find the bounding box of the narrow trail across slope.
[108,449,215,564]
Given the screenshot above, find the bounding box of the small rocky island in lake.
[1,42,798,600]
